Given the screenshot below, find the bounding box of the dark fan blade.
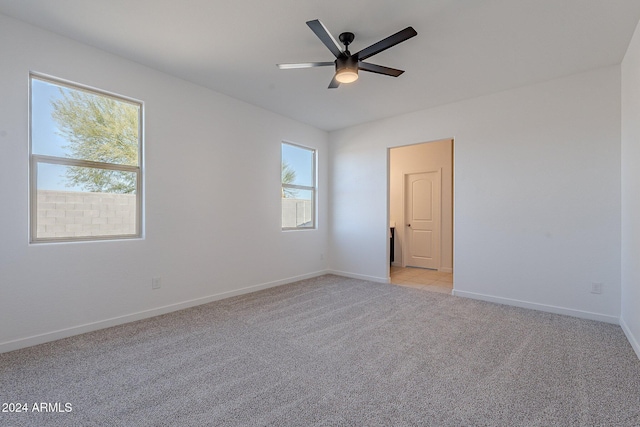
[328,75,340,89]
[358,62,404,77]
[355,27,417,61]
[277,62,334,69]
[307,19,343,58]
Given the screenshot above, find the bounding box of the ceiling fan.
[277,19,417,89]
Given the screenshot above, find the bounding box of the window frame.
[281,141,317,231]
[29,73,144,243]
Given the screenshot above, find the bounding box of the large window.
[30,74,143,242]
[282,142,316,230]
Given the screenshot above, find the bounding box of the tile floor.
[390,266,453,294]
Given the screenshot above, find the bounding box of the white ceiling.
[2,0,640,131]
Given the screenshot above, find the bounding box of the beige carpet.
[1,274,639,426]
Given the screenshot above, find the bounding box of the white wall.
[329,66,622,323]
[621,20,640,359]
[0,14,329,352]
[389,140,453,272]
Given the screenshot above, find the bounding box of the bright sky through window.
[282,143,313,186]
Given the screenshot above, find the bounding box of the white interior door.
[405,170,441,269]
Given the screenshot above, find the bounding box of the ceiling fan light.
[336,68,359,84]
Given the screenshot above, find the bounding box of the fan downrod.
[339,32,355,49]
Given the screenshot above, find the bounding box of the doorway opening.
[388,139,454,293]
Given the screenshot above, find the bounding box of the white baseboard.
[452,289,620,324]
[328,270,390,284]
[0,270,329,354]
[620,317,640,361]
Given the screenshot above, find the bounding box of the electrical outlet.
[591,282,602,294]
[152,277,162,290]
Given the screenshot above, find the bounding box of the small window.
[30,74,143,242]
[282,142,316,230]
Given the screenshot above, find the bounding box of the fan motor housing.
[336,54,358,72]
